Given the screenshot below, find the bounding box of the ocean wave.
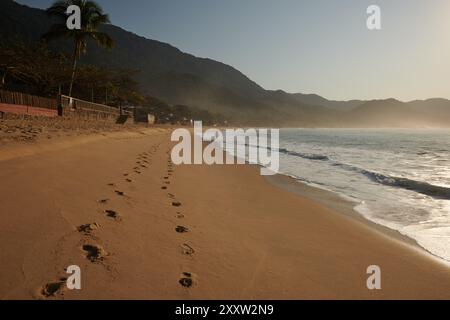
[329,161,450,200]
[278,148,329,161]
[278,146,450,200]
[360,170,450,200]
[243,144,329,160]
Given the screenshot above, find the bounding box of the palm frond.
[89,32,115,49]
[41,23,72,42]
[46,0,70,18]
[89,13,110,28]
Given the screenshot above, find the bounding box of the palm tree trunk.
[68,41,79,97]
[1,68,7,87]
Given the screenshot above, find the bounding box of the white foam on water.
[276,128,450,262]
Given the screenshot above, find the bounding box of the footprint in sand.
[77,222,100,235]
[40,281,65,297]
[179,272,194,288]
[172,201,182,207]
[115,190,125,196]
[161,186,168,190]
[180,243,195,256]
[82,244,106,262]
[105,210,122,221]
[98,198,110,204]
[123,173,129,177]
[126,178,132,183]
[168,193,175,199]
[107,183,116,187]
[175,226,189,233]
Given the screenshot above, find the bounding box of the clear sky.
[16,0,450,101]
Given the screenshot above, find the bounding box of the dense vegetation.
[0,39,224,125]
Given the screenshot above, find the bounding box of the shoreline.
[265,173,450,268]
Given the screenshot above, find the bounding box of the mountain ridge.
[1,0,450,126]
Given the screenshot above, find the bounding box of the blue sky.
[17,0,450,101]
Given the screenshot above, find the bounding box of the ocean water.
[275,129,450,262]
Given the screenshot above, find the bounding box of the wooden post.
[57,85,62,116]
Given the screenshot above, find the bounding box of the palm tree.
[43,0,114,97]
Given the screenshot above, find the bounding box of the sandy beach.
[1,125,450,300]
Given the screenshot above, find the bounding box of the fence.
[0,89,58,117]
[60,95,133,121]
[0,89,57,110]
[0,89,132,122]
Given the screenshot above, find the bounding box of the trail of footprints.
[39,144,161,298]
[40,141,195,297]
[163,152,196,289]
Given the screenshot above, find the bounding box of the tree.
[0,40,70,96]
[74,64,111,102]
[43,0,114,97]
[73,67,143,106]
[110,69,144,106]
